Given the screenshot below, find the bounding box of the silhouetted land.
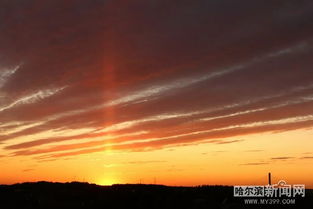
[0,182,312,209]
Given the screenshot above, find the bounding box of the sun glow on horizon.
[96,175,119,186]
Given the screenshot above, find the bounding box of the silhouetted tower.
[268,172,271,185]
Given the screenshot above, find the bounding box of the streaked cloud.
[300,156,313,159]
[0,65,19,88]
[240,162,269,166]
[270,157,294,160]
[0,86,67,112]
[0,0,313,161]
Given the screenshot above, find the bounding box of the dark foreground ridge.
[0,182,312,209]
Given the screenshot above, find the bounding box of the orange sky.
[0,0,313,188]
[1,128,313,188]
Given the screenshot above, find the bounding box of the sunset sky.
[1,0,313,188]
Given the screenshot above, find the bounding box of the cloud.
[1,0,313,159]
[240,162,269,166]
[0,86,67,112]
[242,155,312,166]
[0,65,19,89]
[22,169,35,172]
[270,157,294,160]
[299,156,313,159]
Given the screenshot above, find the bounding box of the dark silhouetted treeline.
[0,182,312,209]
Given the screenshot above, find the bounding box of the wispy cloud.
[22,168,35,172]
[1,0,313,160]
[299,156,313,159]
[270,157,294,160]
[0,86,67,112]
[240,162,269,166]
[242,155,312,166]
[0,65,19,89]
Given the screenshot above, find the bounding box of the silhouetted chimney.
[268,172,271,185]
